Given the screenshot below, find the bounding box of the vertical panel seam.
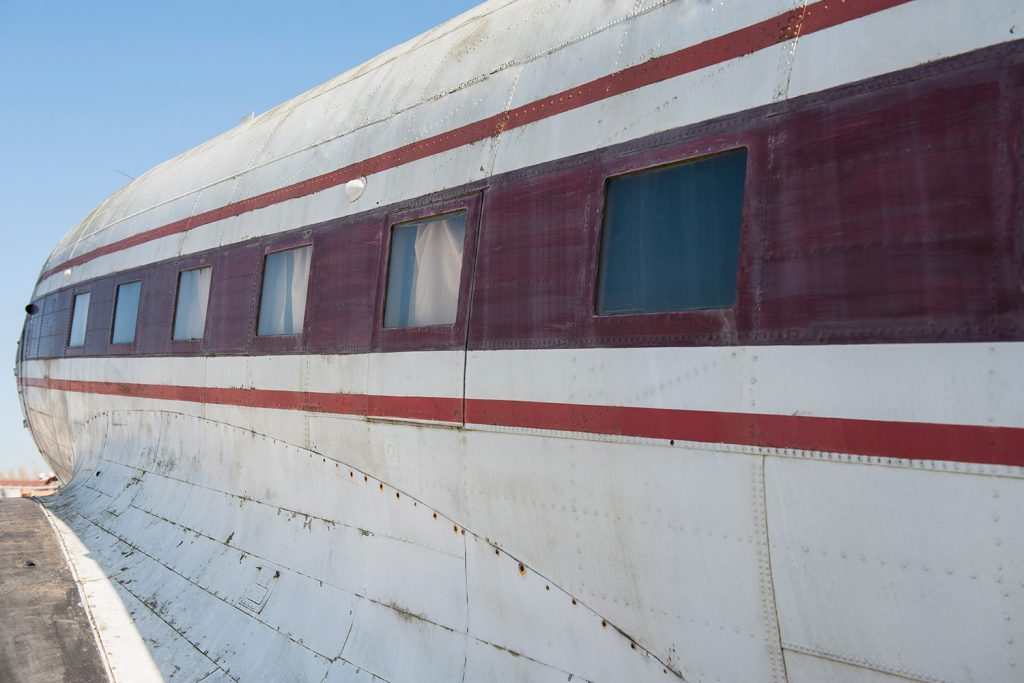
[757,454,789,682]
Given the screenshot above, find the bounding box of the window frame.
[250,235,314,354]
[170,265,213,344]
[594,147,748,317]
[109,279,142,346]
[578,136,758,346]
[66,290,92,350]
[372,192,482,352]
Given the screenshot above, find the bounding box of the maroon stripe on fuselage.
[40,0,914,282]
[24,41,1024,359]
[21,376,1024,467]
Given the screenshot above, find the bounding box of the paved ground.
[0,498,107,683]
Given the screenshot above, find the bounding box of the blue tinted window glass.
[596,148,747,315]
[111,281,141,344]
[68,292,90,347]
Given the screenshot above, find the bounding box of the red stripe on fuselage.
[21,375,1024,468]
[41,0,914,282]
[466,399,1024,468]
[22,377,463,423]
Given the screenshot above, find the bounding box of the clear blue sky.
[0,0,479,474]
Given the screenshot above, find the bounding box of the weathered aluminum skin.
[17,1,1024,681]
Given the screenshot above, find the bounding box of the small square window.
[596,148,748,316]
[383,212,466,328]
[257,246,312,336]
[173,267,212,341]
[68,292,90,347]
[111,281,141,344]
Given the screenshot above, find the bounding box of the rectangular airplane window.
[257,246,312,336]
[111,281,141,344]
[383,211,466,328]
[596,148,748,315]
[68,292,91,347]
[173,267,212,340]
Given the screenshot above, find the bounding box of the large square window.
[383,212,466,328]
[257,246,312,336]
[596,148,747,315]
[68,292,90,347]
[111,281,141,344]
[173,267,212,340]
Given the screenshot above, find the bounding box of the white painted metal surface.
[21,340,1024,432]
[48,411,683,681]
[17,1,1024,682]
[766,458,1024,683]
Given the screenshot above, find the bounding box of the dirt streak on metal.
[0,498,107,683]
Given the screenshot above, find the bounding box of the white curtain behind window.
[384,214,465,328]
[69,292,90,347]
[111,281,141,344]
[258,246,312,336]
[173,267,212,340]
